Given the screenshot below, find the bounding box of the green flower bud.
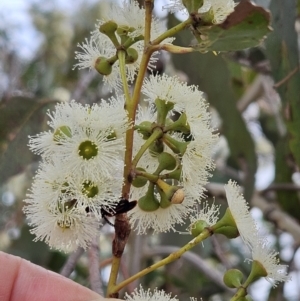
[149,139,164,155]
[138,183,160,212]
[165,112,190,134]
[156,179,184,204]
[132,176,148,188]
[190,220,208,237]
[95,57,112,75]
[223,269,244,288]
[157,152,177,172]
[243,260,268,287]
[163,134,188,155]
[155,98,174,126]
[125,48,139,64]
[116,25,131,37]
[214,225,239,238]
[135,121,153,139]
[165,167,182,181]
[99,21,120,47]
[116,26,137,44]
[157,187,171,209]
[99,21,118,34]
[132,168,148,188]
[211,208,239,239]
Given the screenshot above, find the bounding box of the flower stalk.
[131,127,164,168]
[111,228,211,294]
[118,50,131,104]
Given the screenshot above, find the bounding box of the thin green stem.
[144,0,154,44]
[111,228,211,293]
[121,49,154,197]
[135,169,159,183]
[118,50,131,104]
[107,54,118,64]
[229,287,247,301]
[151,18,193,45]
[108,33,120,49]
[132,127,163,168]
[107,256,122,297]
[123,38,139,49]
[151,44,195,54]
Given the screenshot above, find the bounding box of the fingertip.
[0,252,102,301]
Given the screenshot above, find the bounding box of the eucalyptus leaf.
[192,1,271,52]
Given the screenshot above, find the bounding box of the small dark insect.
[101,198,137,227]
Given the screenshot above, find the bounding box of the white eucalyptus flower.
[142,74,217,141]
[28,100,125,180]
[74,37,123,91]
[181,137,216,199]
[129,100,216,233]
[92,0,174,42]
[136,103,157,124]
[248,240,290,287]
[75,39,157,91]
[23,166,100,252]
[23,160,123,251]
[125,285,179,301]
[137,77,217,200]
[75,1,174,91]
[224,180,259,249]
[164,0,236,24]
[89,95,129,138]
[128,191,194,234]
[28,100,88,157]
[24,161,122,219]
[199,0,236,24]
[24,197,99,252]
[57,126,123,180]
[130,132,196,234]
[189,201,220,227]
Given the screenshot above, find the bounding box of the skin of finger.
[0,252,121,301]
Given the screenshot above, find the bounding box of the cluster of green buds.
[132,98,193,212]
[94,20,142,76]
